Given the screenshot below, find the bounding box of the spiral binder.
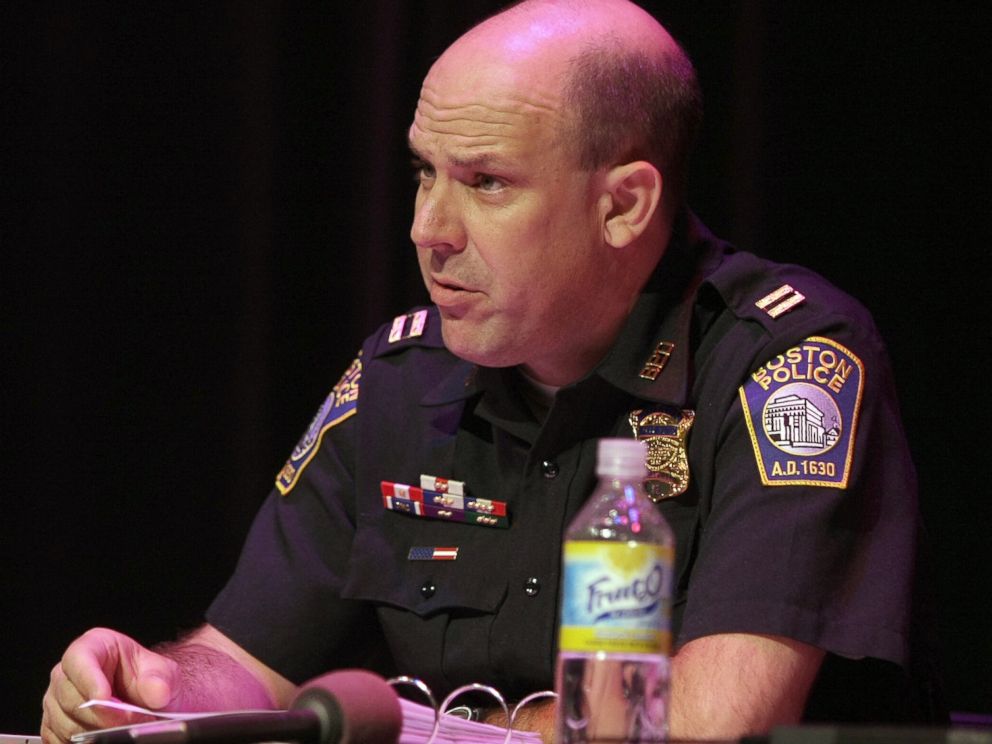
[387,676,554,744]
[69,679,554,744]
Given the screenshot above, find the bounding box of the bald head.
[409,1,701,382]
[440,0,702,214]
[459,0,671,53]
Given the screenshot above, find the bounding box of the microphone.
[87,670,402,744]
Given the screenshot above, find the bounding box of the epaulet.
[752,283,806,320]
[705,251,841,334]
[371,306,446,357]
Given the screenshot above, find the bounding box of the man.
[42,1,941,742]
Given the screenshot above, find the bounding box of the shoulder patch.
[738,337,864,488]
[275,354,361,495]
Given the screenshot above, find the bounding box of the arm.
[669,632,824,739]
[42,624,296,744]
[485,631,823,744]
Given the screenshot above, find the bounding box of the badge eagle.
[628,407,695,501]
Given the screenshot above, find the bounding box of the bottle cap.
[596,438,648,478]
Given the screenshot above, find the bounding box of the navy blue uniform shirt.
[208,213,942,722]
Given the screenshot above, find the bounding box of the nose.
[410,183,466,255]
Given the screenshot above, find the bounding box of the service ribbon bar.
[381,481,509,529]
[420,474,466,496]
[421,491,508,517]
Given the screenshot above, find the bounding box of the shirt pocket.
[340,509,509,617]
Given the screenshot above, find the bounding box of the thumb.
[127,652,181,711]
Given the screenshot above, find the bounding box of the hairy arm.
[154,625,297,710]
[669,633,824,739]
[42,624,296,744]
[482,632,823,744]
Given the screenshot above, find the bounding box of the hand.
[42,627,181,744]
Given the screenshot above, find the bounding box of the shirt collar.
[592,211,727,407]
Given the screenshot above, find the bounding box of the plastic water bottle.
[555,438,675,743]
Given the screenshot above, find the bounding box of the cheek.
[475,225,550,299]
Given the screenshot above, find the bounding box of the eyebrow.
[407,140,511,172]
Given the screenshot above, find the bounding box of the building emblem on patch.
[629,406,695,501]
[739,337,864,488]
[276,355,362,495]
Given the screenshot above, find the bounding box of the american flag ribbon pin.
[408,546,459,561]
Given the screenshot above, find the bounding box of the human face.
[409,52,614,386]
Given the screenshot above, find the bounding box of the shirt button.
[420,580,436,599]
[523,577,541,596]
[541,460,560,479]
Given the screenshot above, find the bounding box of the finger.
[112,638,180,711]
[46,661,131,736]
[60,628,175,711]
[43,668,101,744]
[133,670,174,710]
[41,675,74,744]
[60,629,122,703]
[41,716,67,744]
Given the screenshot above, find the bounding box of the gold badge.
[629,407,695,501]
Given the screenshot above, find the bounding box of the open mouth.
[430,275,476,307]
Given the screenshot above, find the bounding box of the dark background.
[4,1,989,734]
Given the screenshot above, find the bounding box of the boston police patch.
[739,337,864,488]
[275,354,361,495]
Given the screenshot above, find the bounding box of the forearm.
[153,624,297,711]
[480,700,555,744]
[668,633,823,740]
[478,633,822,744]
[152,640,280,711]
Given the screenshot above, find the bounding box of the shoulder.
[364,306,447,359]
[274,305,459,495]
[700,253,893,490]
[359,305,471,399]
[704,250,880,346]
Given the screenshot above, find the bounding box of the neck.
[523,230,668,387]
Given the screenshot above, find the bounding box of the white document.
[72,698,543,744]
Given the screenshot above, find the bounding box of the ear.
[600,161,663,248]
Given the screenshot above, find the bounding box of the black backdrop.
[4,2,990,733]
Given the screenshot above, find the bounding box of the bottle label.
[559,540,672,655]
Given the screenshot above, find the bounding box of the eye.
[475,173,505,193]
[411,157,435,184]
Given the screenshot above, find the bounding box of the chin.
[438,318,518,369]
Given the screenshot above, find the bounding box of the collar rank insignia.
[628,406,695,501]
[639,341,676,380]
[388,309,428,343]
[738,336,864,488]
[755,284,806,319]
